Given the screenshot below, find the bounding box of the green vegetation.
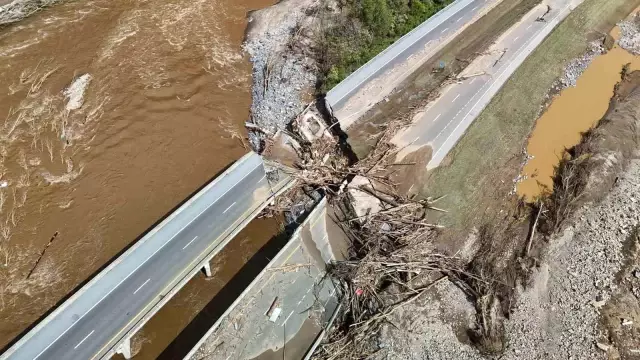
[317,0,454,92]
[423,0,640,229]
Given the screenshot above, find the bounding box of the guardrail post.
[202,261,212,278]
[116,337,132,359]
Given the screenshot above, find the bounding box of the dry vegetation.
[278,1,640,358]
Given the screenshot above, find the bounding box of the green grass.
[318,0,455,92]
[423,0,640,229]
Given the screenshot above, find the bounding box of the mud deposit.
[518,25,640,200]
[0,0,278,355]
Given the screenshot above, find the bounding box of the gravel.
[371,158,640,360]
[243,0,318,151]
[618,16,640,55]
[555,40,604,89]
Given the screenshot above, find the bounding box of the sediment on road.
[241,1,640,359]
[344,0,543,158]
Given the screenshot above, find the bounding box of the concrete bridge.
[0,152,293,360]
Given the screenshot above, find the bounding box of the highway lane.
[392,0,579,168]
[326,0,499,129]
[2,153,290,360]
[185,198,340,360]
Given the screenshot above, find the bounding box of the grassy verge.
[423,0,640,230]
[316,0,455,93]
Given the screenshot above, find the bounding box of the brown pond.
[517,24,640,201]
[0,0,279,357]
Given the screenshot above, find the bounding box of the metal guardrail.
[2,152,294,360]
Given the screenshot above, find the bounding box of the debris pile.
[243,0,319,151]
[555,40,604,89]
[618,15,640,55]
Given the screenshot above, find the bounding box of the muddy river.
[517,22,640,201]
[0,0,279,357]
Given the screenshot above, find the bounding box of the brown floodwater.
[0,0,278,354]
[517,25,640,201]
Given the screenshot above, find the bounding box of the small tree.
[359,0,393,36]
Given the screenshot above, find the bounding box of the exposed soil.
[367,66,640,360]
[0,0,283,356]
[345,0,543,158]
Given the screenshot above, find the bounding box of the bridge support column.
[202,261,212,278]
[116,337,132,359]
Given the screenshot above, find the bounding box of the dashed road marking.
[223,202,237,214]
[283,310,294,326]
[133,278,151,295]
[182,236,198,250]
[73,330,95,350]
[452,94,461,102]
[440,27,449,34]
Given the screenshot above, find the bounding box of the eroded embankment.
[367,67,640,360]
[0,0,283,357]
[517,16,640,200]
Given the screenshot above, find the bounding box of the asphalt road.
[186,198,340,360]
[2,152,290,360]
[326,0,497,128]
[392,0,578,168]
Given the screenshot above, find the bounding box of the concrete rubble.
[243,0,318,151]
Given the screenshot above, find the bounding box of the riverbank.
[243,0,319,151]
[0,0,281,356]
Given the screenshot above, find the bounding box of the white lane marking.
[440,27,449,34]
[452,94,461,102]
[283,311,294,326]
[469,78,476,85]
[526,23,533,30]
[513,36,519,42]
[433,113,442,122]
[456,16,463,23]
[133,278,151,295]
[32,163,265,359]
[182,236,199,250]
[472,5,479,11]
[73,330,95,350]
[297,299,303,306]
[223,202,237,214]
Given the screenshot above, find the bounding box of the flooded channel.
[517,21,640,201]
[0,0,277,354]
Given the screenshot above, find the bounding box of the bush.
[317,0,455,93]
